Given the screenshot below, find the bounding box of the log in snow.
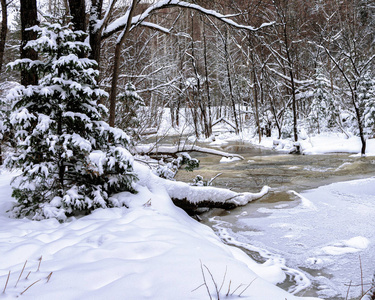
[135,144,244,160]
[134,162,269,214]
[163,177,270,214]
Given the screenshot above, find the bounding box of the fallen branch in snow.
[135,144,244,160]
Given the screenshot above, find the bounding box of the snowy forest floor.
[1,113,375,299]
[0,162,320,300]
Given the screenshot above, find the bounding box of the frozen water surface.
[207,177,375,299]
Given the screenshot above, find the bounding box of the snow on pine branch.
[103,0,275,39]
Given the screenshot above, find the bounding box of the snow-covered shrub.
[153,153,199,180]
[5,20,137,221]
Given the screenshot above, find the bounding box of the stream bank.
[175,140,375,299]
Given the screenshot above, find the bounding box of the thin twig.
[37,256,42,272]
[3,271,10,294]
[46,272,53,283]
[15,260,27,287]
[239,278,257,296]
[203,264,220,300]
[20,279,41,295]
[200,260,212,300]
[219,266,227,292]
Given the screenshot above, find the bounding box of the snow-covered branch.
[103,0,275,39]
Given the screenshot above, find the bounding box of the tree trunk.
[109,1,137,127]
[68,0,86,32]
[202,20,212,138]
[0,0,7,73]
[20,0,38,86]
[353,83,367,155]
[224,30,239,134]
[89,0,103,64]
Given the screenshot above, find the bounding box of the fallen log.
[165,180,270,214]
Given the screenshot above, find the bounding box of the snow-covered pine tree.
[5,20,137,221]
[308,70,338,134]
[115,82,144,139]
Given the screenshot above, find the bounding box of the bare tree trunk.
[283,22,299,145]
[0,0,7,73]
[109,1,137,127]
[224,30,239,134]
[20,0,38,86]
[353,83,366,155]
[202,19,212,137]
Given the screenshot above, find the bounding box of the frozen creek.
[176,141,375,299]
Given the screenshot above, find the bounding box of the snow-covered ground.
[0,164,319,300]
[248,132,375,156]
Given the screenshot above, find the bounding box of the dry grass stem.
[37,256,42,272]
[3,270,10,294]
[203,264,220,300]
[20,279,41,295]
[191,283,205,292]
[199,260,212,300]
[219,266,227,293]
[360,255,364,296]
[25,271,31,280]
[345,280,352,300]
[226,280,231,297]
[230,283,245,296]
[15,260,27,288]
[46,272,53,283]
[238,278,257,296]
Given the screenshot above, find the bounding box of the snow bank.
[0,166,319,299]
[252,133,375,155]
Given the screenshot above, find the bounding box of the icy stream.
[175,141,375,299]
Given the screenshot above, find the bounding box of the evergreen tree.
[115,82,144,139]
[5,20,137,221]
[308,70,338,134]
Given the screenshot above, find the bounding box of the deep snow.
[0,163,320,300]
